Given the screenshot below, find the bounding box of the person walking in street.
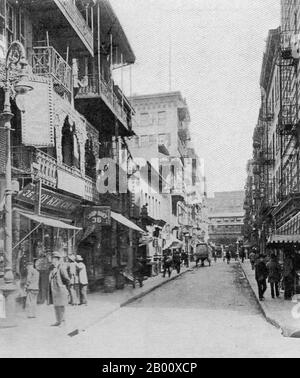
[76,255,89,305]
[132,257,144,288]
[173,249,181,274]
[282,254,295,300]
[67,254,79,306]
[239,248,246,264]
[48,252,71,327]
[225,249,231,264]
[181,251,189,267]
[255,254,268,301]
[162,252,173,278]
[25,260,40,318]
[222,247,226,262]
[249,249,257,270]
[267,254,281,299]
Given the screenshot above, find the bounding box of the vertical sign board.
[18,78,54,147]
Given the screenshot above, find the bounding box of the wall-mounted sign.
[16,184,80,214]
[84,206,111,227]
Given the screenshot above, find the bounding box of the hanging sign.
[84,206,111,227]
[19,77,54,147]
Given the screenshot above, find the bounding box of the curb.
[69,266,196,336]
[120,266,196,307]
[238,262,284,335]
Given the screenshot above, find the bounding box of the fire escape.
[278,0,300,199]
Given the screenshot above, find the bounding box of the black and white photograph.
[0,0,299,360]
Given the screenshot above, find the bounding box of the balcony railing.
[77,75,128,127]
[32,46,72,97]
[12,146,98,202]
[54,0,94,55]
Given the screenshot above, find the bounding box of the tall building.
[207,191,245,246]
[245,1,300,252]
[129,91,208,257]
[0,0,144,290]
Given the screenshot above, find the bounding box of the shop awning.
[111,211,146,233]
[16,210,82,230]
[163,236,184,250]
[268,234,300,244]
[276,211,300,235]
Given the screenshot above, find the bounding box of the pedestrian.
[249,249,256,270]
[239,248,246,263]
[181,251,189,267]
[255,254,268,301]
[25,260,40,318]
[48,252,71,327]
[132,257,144,288]
[67,254,79,306]
[225,249,231,264]
[36,251,51,305]
[267,254,281,299]
[212,249,217,263]
[173,249,181,274]
[76,255,88,305]
[162,252,173,278]
[222,247,226,262]
[282,254,295,300]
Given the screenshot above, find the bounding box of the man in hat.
[76,255,88,306]
[48,252,71,326]
[255,254,268,301]
[25,260,40,318]
[67,254,79,306]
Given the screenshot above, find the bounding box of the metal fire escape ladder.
[278,1,300,199]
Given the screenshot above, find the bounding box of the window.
[16,8,25,46]
[158,111,167,125]
[0,1,5,45]
[158,133,171,147]
[140,112,151,126]
[6,2,15,46]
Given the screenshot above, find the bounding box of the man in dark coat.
[48,252,71,327]
[162,252,173,278]
[132,258,144,288]
[255,255,268,301]
[282,254,295,300]
[173,249,181,274]
[267,254,281,299]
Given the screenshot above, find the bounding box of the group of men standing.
[24,252,88,327]
[251,250,295,301]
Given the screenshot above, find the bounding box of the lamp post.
[0,41,33,327]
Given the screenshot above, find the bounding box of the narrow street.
[65,261,300,358]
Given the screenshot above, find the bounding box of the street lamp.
[0,41,33,327]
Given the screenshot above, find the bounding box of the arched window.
[85,138,96,179]
[62,117,74,167]
[61,117,81,170]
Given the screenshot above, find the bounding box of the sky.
[110,0,281,196]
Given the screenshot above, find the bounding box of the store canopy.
[163,236,184,250]
[268,234,300,244]
[16,210,82,230]
[276,211,300,236]
[111,211,146,233]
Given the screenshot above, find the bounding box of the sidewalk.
[240,261,300,337]
[0,265,194,356]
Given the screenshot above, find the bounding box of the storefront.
[77,207,146,291]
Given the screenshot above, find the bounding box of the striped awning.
[268,234,300,244]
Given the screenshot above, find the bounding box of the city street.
[66,261,300,358]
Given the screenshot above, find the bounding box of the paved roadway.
[68,261,300,358]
